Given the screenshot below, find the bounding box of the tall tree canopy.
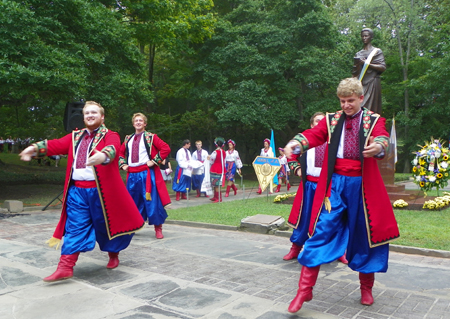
[3,0,450,169]
[0,0,151,139]
[164,0,348,159]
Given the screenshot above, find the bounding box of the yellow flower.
[420,181,425,187]
[437,173,443,178]
[445,173,449,177]
[412,167,417,173]
[444,155,449,160]
[419,159,426,166]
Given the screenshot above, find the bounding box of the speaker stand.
[42,190,64,211]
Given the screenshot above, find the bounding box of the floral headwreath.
[264,138,271,145]
[278,147,284,152]
[214,137,225,148]
[227,139,236,147]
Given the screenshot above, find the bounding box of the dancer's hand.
[19,146,36,161]
[87,150,107,166]
[363,136,382,158]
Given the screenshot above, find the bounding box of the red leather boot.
[283,243,302,260]
[107,252,120,269]
[176,192,181,201]
[196,189,201,197]
[360,273,375,305]
[274,184,281,193]
[43,253,80,282]
[154,225,164,239]
[181,193,188,200]
[288,266,320,313]
[213,191,222,203]
[257,186,262,194]
[231,184,238,195]
[209,190,217,201]
[287,183,291,191]
[337,252,348,264]
[225,186,231,197]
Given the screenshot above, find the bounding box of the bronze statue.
[352,28,386,114]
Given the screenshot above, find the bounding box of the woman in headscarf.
[225,139,243,197]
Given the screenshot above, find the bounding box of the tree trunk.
[147,43,156,113]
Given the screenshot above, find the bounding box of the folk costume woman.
[225,139,243,197]
[208,137,226,203]
[257,138,275,194]
[275,147,290,193]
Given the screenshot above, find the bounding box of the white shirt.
[176,147,191,169]
[225,150,243,169]
[192,149,209,175]
[127,134,150,167]
[72,138,95,181]
[279,155,290,172]
[306,148,321,177]
[260,147,274,157]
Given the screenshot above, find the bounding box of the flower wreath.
[411,138,450,194]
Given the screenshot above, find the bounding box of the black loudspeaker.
[63,102,85,132]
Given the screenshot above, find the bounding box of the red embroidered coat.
[290,108,400,248]
[119,132,171,207]
[33,125,145,240]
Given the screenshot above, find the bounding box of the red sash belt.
[74,180,97,188]
[128,164,152,201]
[128,164,148,173]
[306,175,320,183]
[334,158,362,177]
[177,166,182,183]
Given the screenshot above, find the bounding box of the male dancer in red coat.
[283,112,347,264]
[284,78,399,313]
[19,101,145,282]
[119,113,171,239]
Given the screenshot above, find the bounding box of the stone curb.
[165,219,238,231]
[389,244,450,259]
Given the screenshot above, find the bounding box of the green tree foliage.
[329,0,437,171]
[0,0,151,139]
[178,0,348,160]
[113,0,216,112]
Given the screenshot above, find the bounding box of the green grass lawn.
[168,196,292,227]
[393,209,450,251]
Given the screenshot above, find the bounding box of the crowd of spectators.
[0,137,34,153]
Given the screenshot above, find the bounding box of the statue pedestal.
[378,149,426,210]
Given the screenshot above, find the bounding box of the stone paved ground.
[1,209,450,319]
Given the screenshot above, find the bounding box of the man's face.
[184,142,191,149]
[84,104,104,130]
[196,142,202,150]
[361,31,372,45]
[133,116,147,132]
[339,93,363,117]
[311,115,325,128]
